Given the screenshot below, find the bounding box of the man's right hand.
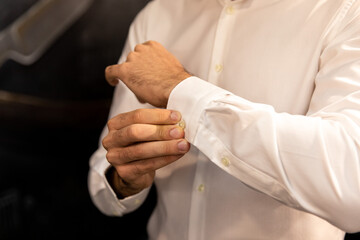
[102,108,190,198]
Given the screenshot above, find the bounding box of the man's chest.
[148,0,344,113]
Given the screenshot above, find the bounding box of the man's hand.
[105,41,191,108]
[102,108,190,198]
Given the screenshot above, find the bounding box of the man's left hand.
[105,41,191,108]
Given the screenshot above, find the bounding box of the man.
[88,0,360,239]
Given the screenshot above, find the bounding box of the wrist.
[106,167,132,199]
[164,71,192,107]
[105,167,142,199]
[105,167,123,199]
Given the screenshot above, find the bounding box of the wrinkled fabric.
[88,0,360,239]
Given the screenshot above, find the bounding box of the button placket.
[215,63,223,73]
[226,6,235,15]
[197,183,205,193]
[188,3,240,239]
[188,152,208,240]
[206,3,237,86]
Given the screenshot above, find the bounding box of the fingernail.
[177,140,189,152]
[170,111,181,122]
[170,128,182,138]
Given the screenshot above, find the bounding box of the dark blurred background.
[0,1,359,239]
[0,0,155,239]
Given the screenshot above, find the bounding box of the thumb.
[105,64,126,86]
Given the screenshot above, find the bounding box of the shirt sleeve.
[87,2,155,216]
[167,3,360,233]
[88,141,151,216]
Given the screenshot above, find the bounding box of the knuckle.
[105,151,113,163]
[102,137,109,150]
[126,125,139,140]
[126,51,136,61]
[105,65,121,86]
[107,119,115,130]
[164,142,173,154]
[134,44,144,52]
[156,125,166,139]
[147,40,156,46]
[121,62,130,74]
[105,65,117,75]
[132,145,143,159]
[132,164,143,177]
[158,109,170,122]
[117,148,128,160]
[105,66,111,74]
[158,142,172,155]
[141,160,154,173]
[113,128,124,142]
[132,109,144,123]
[119,147,137,161]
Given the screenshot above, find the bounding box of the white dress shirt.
[88,0,360,239]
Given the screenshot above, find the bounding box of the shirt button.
[178,119,186,129]
[221,157,230,167]
[226,6,235,15]
[198,184,205,193]
[215,64,223,73]
[134,199,141,205]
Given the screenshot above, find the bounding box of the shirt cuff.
[89,150,150,216]
[167,76,231,143]
[103,166,151,215]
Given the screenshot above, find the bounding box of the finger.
[142,40,159,47]
[106,139,190,165]
[115,154,184,183]
[105,63,127,86]
[134,43,146,52]
[126,51,139,62]
[107,109,182,130]
[104,124,185,148]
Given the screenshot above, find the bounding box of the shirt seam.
[321,0,357,49]
[194,123,301,209]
